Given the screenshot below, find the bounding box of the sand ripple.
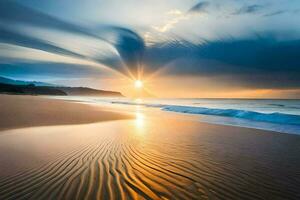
[0,120,300,200]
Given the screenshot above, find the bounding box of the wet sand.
[0,95,300,199]
[0,95,131,131]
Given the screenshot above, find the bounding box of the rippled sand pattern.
[0,118,300,200]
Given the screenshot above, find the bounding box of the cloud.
[109,27,145,77]
[263,10,286,17]
[0,63,108,79]
[142,36,300,89]
[263,8,300,17]
[233,4,265,15]
[1,0,300,92]
[152,1,209,33]
[0,27,87,59]
[152,9,189,33]
[188,1,210,14]
[0,1,145,78]
[0,1,95,38]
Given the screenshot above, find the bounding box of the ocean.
[52,96,300,135]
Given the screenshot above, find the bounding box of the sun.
[134,80,143,88]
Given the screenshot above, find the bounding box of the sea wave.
[110,100,300,126]
[162,105,300,126]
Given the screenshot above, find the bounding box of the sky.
[0,0,300,98]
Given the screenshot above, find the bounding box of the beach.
[0,95,300,199]
[0,95,131,131]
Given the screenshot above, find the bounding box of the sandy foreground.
[0,95,300,199]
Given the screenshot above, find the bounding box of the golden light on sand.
[135,112,145,130]
[135,112,144,124]
[134,80,143,88]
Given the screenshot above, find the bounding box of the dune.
[0,95,300,199]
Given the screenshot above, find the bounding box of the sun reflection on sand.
[134,102,146,136]
[135,112,144,129]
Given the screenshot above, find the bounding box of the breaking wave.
[162,105,300,126]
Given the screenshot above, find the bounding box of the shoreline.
[1,94,299,137]
[48,95,300,136]
[1,94,298,136]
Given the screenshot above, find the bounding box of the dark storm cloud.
[142,36,300,89]
[188,1,210,13]
[0,1,145,77]
[233,4,265,15]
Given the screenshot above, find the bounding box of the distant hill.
[0,83,67,96]
[0,76,56,87]
[0,77,124,97]
[57,87,123,96]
